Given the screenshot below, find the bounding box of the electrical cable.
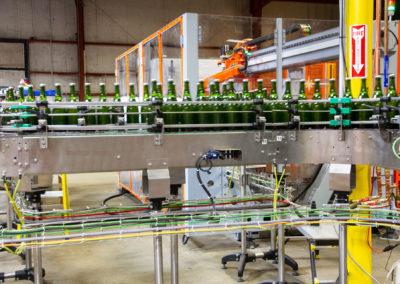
[195,153,217,213]
[101,189,128,206]
[3,180,24,226]
[392,137,400,160]
[384,260,400,284]
[347,250,382,284]
[292,164,323,202]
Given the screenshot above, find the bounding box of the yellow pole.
[346,2,373,283]
[61,174,71,210]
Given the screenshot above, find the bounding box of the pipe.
[170,234,178,284]
[375,0,382,77]
[241,166,247,255]
[277,222,285,282]
[154,235,164,284]
[338,223,347,284]
[385,169,392,204]
[377,167,383,198]
[76,0,85,101]
[33,246,43,284]
[384,0,389,94]
[339,0,346,97]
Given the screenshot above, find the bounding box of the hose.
[101,189,128,206]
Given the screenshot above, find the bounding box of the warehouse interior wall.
[0,0,338,95]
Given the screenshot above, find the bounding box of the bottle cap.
[314,79,320,82]
[257,79,263,82]
[243,79,248,82]
[99,82,105,86]
[168,79,173,82]
[300,79,305,82]
[144,83,149,86]
[329,78,335,82]
[114,82,119,86]
[215,79,220,82]
[55,83,61,86]
[85,83,91,86]
[375,75,382,78]
[129,82,135,86]
[389,74,395,78]
[40,83,46,87]
[69,82,75,86]
[271,79,276,82]
[286,79,291,82]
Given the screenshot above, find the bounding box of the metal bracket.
[39,136,48,149]
[289,131,297,141]
[338,130,345,141]
[154,134,162,146]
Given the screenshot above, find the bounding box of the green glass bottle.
[151,79,158,101]
[208,83,223,127]
[142,83,153,125]
[68,83,78,125]
[226,79,239,128]
[163,79,178,132]
[373,76,384,120]
[39,84,50,123]
[268,79,279,125]
[343,78,353,124]
[215,79,221,96]
[387,74,398,120]
[127,83,139,124]
[17,86,28,126]
[311,79,327,126]
[240,79,254,128]
[26,85,38,126]
[97,83,111,125]
[52,83,67,125]
[18,86,25,103]
[355,77,370,126]
[181,80,195,131]
[297,79,310,124]
[196,81,208,130]
[157,83,163,101]
[282,79,292,123]
[328,78,338,125]
[84,83,96,125]
[111,83,123,124]
[3,88,16,125]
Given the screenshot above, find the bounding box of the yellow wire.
[4,182,25,226]
[273,165,286,219]
[12,179,21,200]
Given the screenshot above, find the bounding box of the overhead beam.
[76,0,85,101]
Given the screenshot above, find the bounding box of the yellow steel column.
[346,2,373,283]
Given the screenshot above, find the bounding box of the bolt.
[5,144,8,148]
[163,162,167,166]
[17,147,21,151]
[18,162,22,166]
[261,150,265,154]
[346,158,350,161]
[33,158,38,163]
[24,162,29,166]
[148,162,152,167]
[332,157,335,161]
[116,155,121,159]
[192,153,196,156]
[368,136,372,139]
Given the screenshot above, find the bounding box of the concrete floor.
[1,172,400,283]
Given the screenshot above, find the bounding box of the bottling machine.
[0,11,400,284]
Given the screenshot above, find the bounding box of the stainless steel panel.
[0,129,398,177]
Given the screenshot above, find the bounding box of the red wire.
[23,198,290,220]
[367,227,384,253]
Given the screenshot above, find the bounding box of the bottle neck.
[284,82,291,94]
[375,78,382,91]
[345,80,351,92]
[389,77,396,90]
[314,82,320,93]
[18,88,24,102]
[271,82,276,94]
[299,82,305,94]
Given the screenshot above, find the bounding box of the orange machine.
[204,39,257,89]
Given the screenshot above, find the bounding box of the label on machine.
[349,24,367,78]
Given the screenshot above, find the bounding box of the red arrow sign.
[350,24,367,78]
